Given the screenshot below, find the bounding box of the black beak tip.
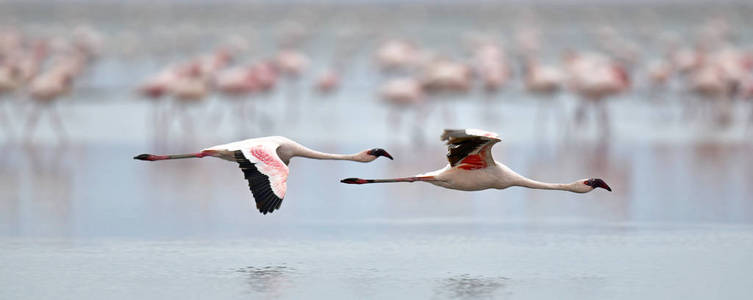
[587,178,612,192]
[134,154,150,160]
[369,148,393,160]
[341,178,357,184]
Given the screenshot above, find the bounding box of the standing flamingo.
[379,77,427,141]
[25,68,75,142]
[524,58,565,137]
[565,53,630,137]
[134,136,393,214]
[314,68,340,94]
[212,64,266,136]
[342,129,611,193]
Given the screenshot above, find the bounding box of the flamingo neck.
[292,146,364,162]
[512,176,573,192]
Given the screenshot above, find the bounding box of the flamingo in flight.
[342,129,611,193]
[134,136,393,214]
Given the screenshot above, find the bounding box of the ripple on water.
[235,265,296,295]
[434,274,509,299]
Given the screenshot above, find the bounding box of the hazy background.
[1,1,752,299]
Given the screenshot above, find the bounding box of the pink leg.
[341,176,436,184]
[133,150,216,161]
[0,102,14,139]
[49,104,68,143]
[24,104,42,143]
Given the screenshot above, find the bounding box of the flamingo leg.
[179,105,194,135]
[534,98,547,138]
[573,101,587,129]
[341,176,437,184]
[235,100,249,136]
[0,101,14,139]
[388,107,401,131]
[150,101,162,149]
[597,101,610,138]
[209,100,225,130]
[133,150,216,161]
[24,104,42,142]
[49,104,68,142]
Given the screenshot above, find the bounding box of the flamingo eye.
[583,180,589,185]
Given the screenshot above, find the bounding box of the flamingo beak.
[586,178,612,192]
[134,154,153,161]
[368,148,393,160]
[341,178,369,184]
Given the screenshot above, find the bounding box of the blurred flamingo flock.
[0,2,752,147]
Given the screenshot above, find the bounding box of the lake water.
[2,2,753,299]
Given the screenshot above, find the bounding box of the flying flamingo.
[342,129,611,193]
[134,136,393,214]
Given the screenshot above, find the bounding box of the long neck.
[511,174,574,192]
[291,145,363,162]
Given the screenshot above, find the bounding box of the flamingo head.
[362,148,394,161]
[582,178,612,192]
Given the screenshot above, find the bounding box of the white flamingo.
[134,136,393,214]
[342,129,611,193]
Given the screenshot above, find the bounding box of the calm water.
[2,2,753,299]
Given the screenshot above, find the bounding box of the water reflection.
[236,265,295,296]
[16,143,74,236]
[434,274,508,300]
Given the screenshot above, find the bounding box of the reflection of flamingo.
[134,136,393,214]
[342,129,611,193]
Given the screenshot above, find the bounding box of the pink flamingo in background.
[26,68,75,142]
[213,65,261,135]
[523,57,565,135]
[565,52,631,137]
[379,77,427,142]
[314,68,340,94]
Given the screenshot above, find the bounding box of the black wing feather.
[441,129,500,167]
[233,150,284,215]
[445,139,488,167]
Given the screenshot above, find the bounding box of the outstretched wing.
[233,145,289,215]
[440,129,501,170]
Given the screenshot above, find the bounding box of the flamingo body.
[342,129,611,193]
[135,136,393,214]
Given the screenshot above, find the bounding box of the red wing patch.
[457,154,487,170]
[455,144,491,170]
